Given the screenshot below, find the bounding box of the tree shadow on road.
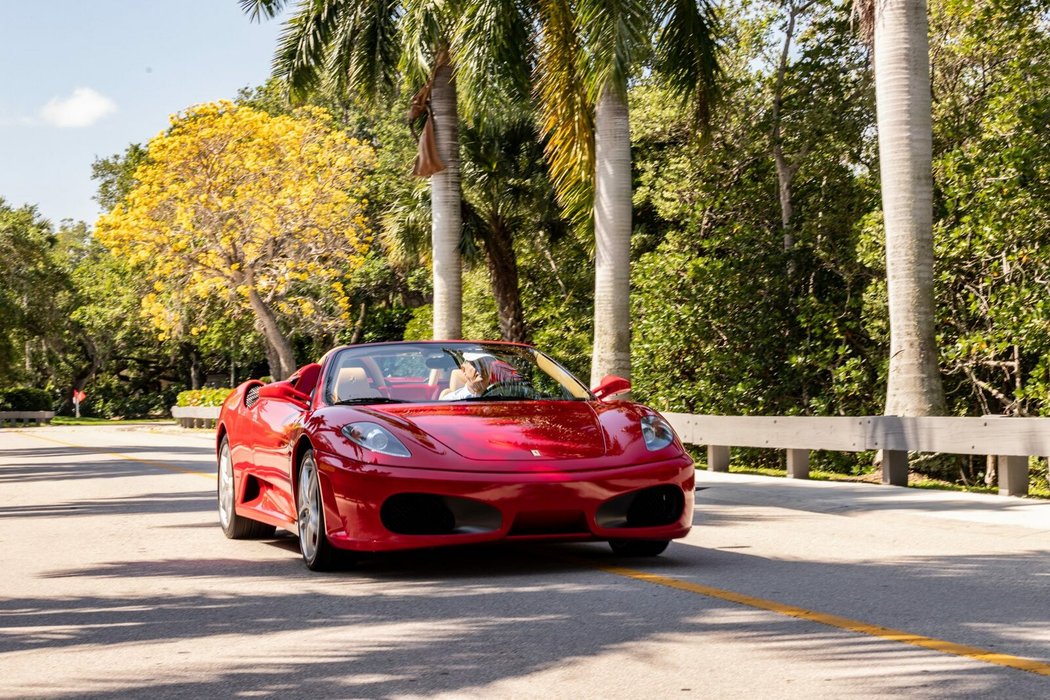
[3,543,1047,699]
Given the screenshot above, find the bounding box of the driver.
[440,353,497,401]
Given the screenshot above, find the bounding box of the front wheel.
[608,539,670,557]
[296,450,343,571]
[217,438,275,539]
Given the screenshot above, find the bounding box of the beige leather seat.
[439,369,467,399]
[335,367,381,401]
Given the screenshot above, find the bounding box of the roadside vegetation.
[1,0,1048,491]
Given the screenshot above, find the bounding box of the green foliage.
[402,304,433,342]
[929,0,1050,416]
[86,376,184,419]
[176,388,233,408]
[91,143,147,212]
[4,0,1050,495]
[0,387,53,411]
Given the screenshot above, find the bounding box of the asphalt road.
[1,424,1048,699]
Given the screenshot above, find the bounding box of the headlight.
[640,415,675,451]
[341,422,411,457]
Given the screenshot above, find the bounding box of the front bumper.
[313,450,695,552]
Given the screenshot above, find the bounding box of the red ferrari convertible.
[216,341,694,570]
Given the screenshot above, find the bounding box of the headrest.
[336,366,380,400]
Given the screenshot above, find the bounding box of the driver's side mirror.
[592,375,631,401]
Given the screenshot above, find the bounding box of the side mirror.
[592,375,631,401]
[257,381,310,405]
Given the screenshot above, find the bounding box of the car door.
[249,364,322,522]
[250,393,303,521]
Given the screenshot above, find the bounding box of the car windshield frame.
[321,342,592,406]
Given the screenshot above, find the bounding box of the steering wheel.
[479,381,535,398]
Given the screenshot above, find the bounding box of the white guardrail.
[0,411,54,426]
[171,406,220,429]
[663,413,1050,498]
[168,406,1045,498]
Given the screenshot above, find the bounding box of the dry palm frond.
[852,0,876,47]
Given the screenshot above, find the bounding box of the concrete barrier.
[171,406,221,429]
[0,411,54,427]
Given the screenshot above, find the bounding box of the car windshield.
[323,343,591,404]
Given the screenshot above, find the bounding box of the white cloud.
[40,88,117,128]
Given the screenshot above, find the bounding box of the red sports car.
[216,341,694,570]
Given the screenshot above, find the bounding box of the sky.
[0,1,286,227]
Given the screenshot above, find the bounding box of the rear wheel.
[608,539,670,557]
[296,449,344,571]
[217,438,275,539]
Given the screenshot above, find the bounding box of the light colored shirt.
[440,385,477,401]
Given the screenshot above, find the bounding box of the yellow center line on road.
[11,430,216,481]
[594,561,1050,678]
[12,430,1049,677]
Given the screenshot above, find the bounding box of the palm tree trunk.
[873,0,946,415]
[429,57,463,340]
[480,220,528,343]
[590,85,632,388]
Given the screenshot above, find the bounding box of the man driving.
[440,352,496,401]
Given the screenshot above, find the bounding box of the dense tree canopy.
[3,0,1049,491]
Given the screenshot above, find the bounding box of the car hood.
[369,401,607,462]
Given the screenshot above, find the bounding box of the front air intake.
[595,486,684,529]
[380,494,502,535]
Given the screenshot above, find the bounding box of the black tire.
[217,438,276,539]
[608,539,670,557]
[296,449,345,571]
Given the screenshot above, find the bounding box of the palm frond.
[273,0,349,101]
[534,0,595,234]
[327,0,402,102]
[653,0,721,131]
[851,0,875,47]
[451,0,534,123]
[240,0,287,22]
[381,180,432,267]
[576,0,650,100]
[398,0,448,88]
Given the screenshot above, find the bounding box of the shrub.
[176,388,233,407]
[85,376,184,419]
[0,387,52,411]
[0,387,53,411]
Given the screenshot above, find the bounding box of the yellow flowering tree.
[96,101,374,379]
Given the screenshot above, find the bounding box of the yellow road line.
[11,430,216,481]
[12,430,1050,677]
[596,562,1050,677]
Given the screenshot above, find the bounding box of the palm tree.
[460,113,567,342]
[241,0,465,340]
[382,112,567,344]
[530,0,720,387]
[854,0,946,415]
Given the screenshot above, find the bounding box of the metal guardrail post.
[998,455,1028,497]
[708,445,730,472]
[786,449,809,479]
[882,450,908,486]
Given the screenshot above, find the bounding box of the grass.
[48,416,173,426]
[719,463,1050,500]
